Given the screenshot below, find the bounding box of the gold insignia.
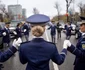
[82,44,85,49]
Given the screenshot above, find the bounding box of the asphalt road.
[2,26,77,70]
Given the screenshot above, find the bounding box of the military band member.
[63,16,85,70]
[56,21,62,39]
[19,14,68,70]
[2,22,11,50]
[48,21,57,43]
[14,23,23,41]
[65,22,72,40]
[21,21,30,41]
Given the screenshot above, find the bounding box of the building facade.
[22,8,26,21]
[8,4,22,21]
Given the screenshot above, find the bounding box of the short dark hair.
[5,22,10,25]
[17,23,21,27]
[80,23,85,26]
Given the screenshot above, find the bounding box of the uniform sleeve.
[76,38,82,49]
[19,47,27,64]
[23,25,26,30]
[26,25,29,30]
[67,45,85,58]
[51,46,67,65]
[0,46,17,62]
[1,29,5,36]
[71,26,73,31]
[23,25,29,30]
[16,28,18,33]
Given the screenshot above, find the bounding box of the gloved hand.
[12,37,22,49]
[63,40,69,49]
[59,26,62,28]
[13,31,17,35]
[24,29,26,32]
[63,40,71,49]
[2,32,6,36]
[67,40,71,47]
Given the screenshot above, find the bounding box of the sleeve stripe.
[60,52,66,56]
[8,48,14,54]
[72,47,76,54]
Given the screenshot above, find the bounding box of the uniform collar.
[79,31,85,36]
[33,36,43,38]
[32,37,45,42]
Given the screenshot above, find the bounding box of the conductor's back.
[19,14,67,70]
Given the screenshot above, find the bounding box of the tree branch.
[66,0,68,3]
[68,0,73,7]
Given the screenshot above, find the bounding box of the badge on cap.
[26,14,50,24]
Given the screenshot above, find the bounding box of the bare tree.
[0,4,5,22]
[78,2,83,16]
[83,4,85,16]
[0,4,9,22]
[54,2,61,21]
[78,2,85,16]
[65,0,73,22]
[75,12,80,21]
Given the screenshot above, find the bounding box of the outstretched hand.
[63,40,71,49]
[13,37,22,49]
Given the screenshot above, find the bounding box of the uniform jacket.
[48,25,57,35]
[2,28,10,43]
[66,26,72,36]
[19,38,67,70]
[77,31,82,39]
[23,24,30,35]
[56,23,62,32]
[15,27,22,37]
[67,36,85,70]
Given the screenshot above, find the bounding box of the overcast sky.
[1,0,85,18]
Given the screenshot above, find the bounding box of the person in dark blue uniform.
[65,22,72,39]
[63,16,85,70]
[1,22,11,50]
[19,14,68,70]
[0,37,22,70]
[48,21,57,43]
[64,24,68,30]
[21,21,30,41]
[14,23,23,41]
[56,21,62,39]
